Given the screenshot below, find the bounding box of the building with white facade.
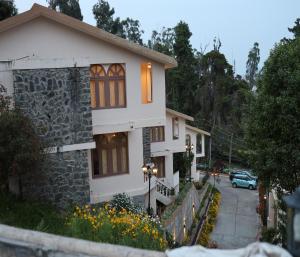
[0,4,209,214]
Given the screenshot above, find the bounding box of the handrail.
[156,179,173,197]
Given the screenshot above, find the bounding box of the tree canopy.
[0,0,17,21]
[0,85,44,195]
[246,37,300,192]
[47,0,83,21]
[246,42,260,91]
[93,0,144,45]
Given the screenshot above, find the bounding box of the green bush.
[202,172,210,185]
[193,181,202,190]
[198,190,221,246]
[0,193,66,235]
[261,227,280,245]
[161,182,192,222]
[110,193,143,214]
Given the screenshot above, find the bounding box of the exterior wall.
[151,112,186,155]
[0,224,166,257]
[186,128,198,181]
[89,128,147,203]
[0,17,169,210]
[164,185,202,243]
[13,67,93,208]
[0,17,166,132]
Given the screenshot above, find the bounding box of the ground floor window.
[92,133,129,178]
[151,156,165,178]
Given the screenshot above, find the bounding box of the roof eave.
[0,4,177,69]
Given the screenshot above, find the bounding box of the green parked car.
[232,175,257,190]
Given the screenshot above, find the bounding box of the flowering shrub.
[198,189,221,247]
[110,193,143,214]
[66,204,167,251]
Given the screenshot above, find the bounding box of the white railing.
[156,179,174,197]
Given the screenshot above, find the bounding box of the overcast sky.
[15,0,300,75]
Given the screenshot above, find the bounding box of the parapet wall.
[0,224,166,257]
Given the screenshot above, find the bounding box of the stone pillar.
[143,127,151,164]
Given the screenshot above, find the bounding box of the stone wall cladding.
[13,67,93,208]
[143,127,151,164]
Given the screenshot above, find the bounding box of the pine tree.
[246,37,300,192]
[93,0,143,44]
[168,21,198,114]
[246,42,260,90]
[48,0,83,21]
[0,0,17,21]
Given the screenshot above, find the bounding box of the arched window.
[90,64,126,109]
[92,133,129,178]
[90,64,106,108]
[107,64,126,108]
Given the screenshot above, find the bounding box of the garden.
[0,193,167,251]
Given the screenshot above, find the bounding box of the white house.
[0,4,210,214]
[0,4,176,211]
[185,125,211,181]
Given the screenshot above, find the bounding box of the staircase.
[155,179,175,206]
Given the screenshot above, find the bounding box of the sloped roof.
[166,108,194,121]
[0,4,177,69]
[186,125,211,136]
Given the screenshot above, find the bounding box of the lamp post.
[142,163,158,216]
[185,143,194,180]
[284,187,300,257]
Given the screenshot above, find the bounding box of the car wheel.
[249,185,254,190]
[232,183,237,188]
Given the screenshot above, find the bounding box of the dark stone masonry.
[142,127,151,164]
[13,67,93,208]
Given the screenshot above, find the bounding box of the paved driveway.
[210,175,260,249]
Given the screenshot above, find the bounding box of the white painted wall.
[0,17,166,131]
[150,111,187,189]
[89,128,149,203]
[151,112,186,155]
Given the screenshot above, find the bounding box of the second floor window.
[90,64,126,109]
[150,126,165,142]
[141,63,152,104]
[172,117,179,139]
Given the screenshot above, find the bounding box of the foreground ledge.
[0,224,166,257]
[0,224,292,257]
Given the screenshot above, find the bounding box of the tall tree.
[122,18,144,45]
[0,0,17,21]
[148,27,175,56]
[48,0,83,21]
[0,85,44,196]
[246,37,300,192]
[246,42,260,91]
[93,0,143,44]
[167,21,198,114]
[288,18,300,38]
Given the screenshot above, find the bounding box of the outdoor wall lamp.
[284,187,300,257]
[142,163,158,215]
